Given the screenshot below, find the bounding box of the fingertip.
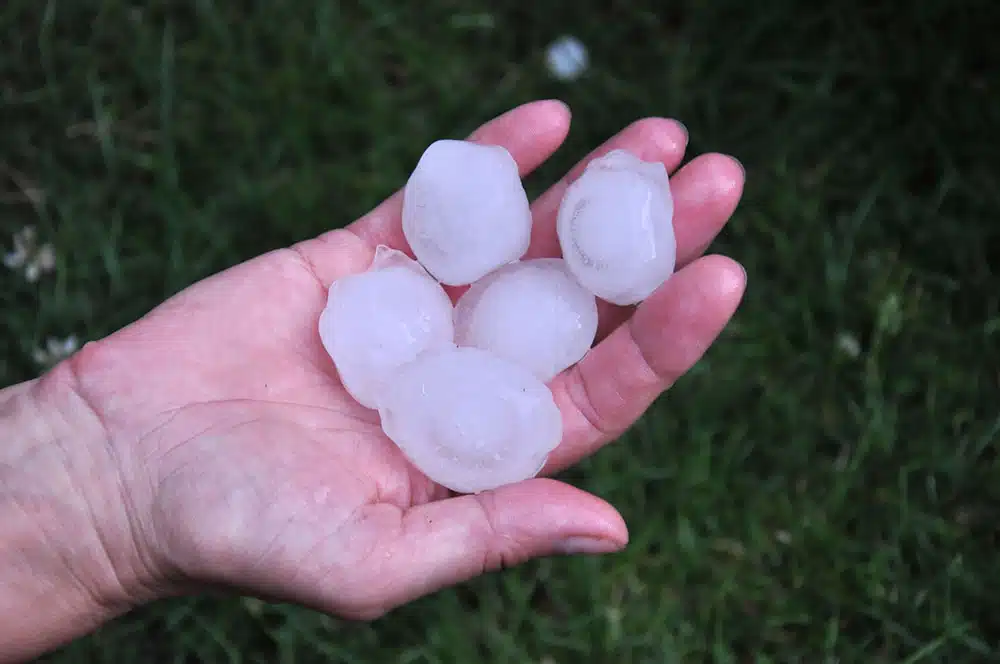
[469,99,573,178]
[621,254,748,379]
[535,98,573,126]
[670,153,747,265]
[698,253,748,300]
[533,99,573,147]
[700,152,746,199]
[545,116,690,201]
[625,117,689,165]
[728,154,746,184]
[600,505,630,548]
[486,476,627,542]
[499,98,572,138]
[671,118,689,142]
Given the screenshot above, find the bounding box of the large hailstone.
[377,346,563,494]
[454,258,598,382]
[556,149,676,305]
[318,246,454,410]
[402,139,532,286]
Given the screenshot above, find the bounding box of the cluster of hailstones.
[319,140,675,494]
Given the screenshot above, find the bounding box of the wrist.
[0,358,158,661]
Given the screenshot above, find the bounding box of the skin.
[0,100,746,662]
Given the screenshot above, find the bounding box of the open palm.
[69,101,746,619]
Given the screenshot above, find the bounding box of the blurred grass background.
[3,0,999,661]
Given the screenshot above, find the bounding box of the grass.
[3,0,998,661]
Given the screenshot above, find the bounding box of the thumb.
[344,478,628,618]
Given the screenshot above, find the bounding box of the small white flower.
[3,246,27,269]
[58,335,80,355]
[4,226,34,269]
[35,243,55,271]
[3,225,56,281]
[32,335,80,368]
[545,36,589,81]
[835,331,861,358]
[240,597,265,616]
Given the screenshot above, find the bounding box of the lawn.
[3,0,999,661]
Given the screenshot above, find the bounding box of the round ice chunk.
[545,35,589,81]
[556,149,676,305]
[454,258,598,382]
[402,139,532,286]
[377,346,563,494]
[318,246,454,410]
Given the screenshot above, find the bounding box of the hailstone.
[402,139,532,286]
[318,245,454,410]
[377,346,563,494]
[545,35,589,81]
[454,258,598,382]
[556,149,676,305]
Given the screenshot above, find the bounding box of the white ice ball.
[402,139,532,286]
[545,36,589,81]
[556,149,676,305]
[454,258,598,382]
[377,346,563,494]
[318,246,454,410]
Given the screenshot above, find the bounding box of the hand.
[6,100,746,656]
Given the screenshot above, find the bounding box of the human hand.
[3,100,746,658]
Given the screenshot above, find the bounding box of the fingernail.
[731,155,746,180]
[671,119,688,141]
[542,99,572,119]
[557,537,622,555]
